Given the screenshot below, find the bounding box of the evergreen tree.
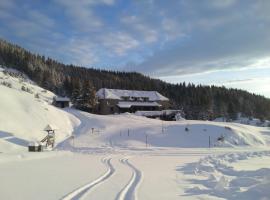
[228,102,237,120]
[80,80,97,111]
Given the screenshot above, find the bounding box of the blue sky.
[0,0,270,97]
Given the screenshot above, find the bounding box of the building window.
[143,97,149,102]
[122,96,130,101]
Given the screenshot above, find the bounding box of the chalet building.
[96,88,170,114]
[52,96,70,108]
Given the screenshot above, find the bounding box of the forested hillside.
[0,39,269,120]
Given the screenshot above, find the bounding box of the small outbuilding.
[28,141,44,152]
[53,96,70,108]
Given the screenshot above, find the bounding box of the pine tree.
[228,102,237,120]
[79,80,97,111]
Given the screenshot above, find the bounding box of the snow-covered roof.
[54,96,70,102]
[44,124,57,131]
[117,101,161,108]
[96,88,169,101]
[28,141,41,146]
[135,110,181,116]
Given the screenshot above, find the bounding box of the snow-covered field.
[1,67,270,200]
[214,116,270,127]
[182,151,270,199]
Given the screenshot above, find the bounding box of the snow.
[28,141,41,146]
[1,67,270,199]
[135,110,183,117]
[54,96,70,102]
[96,88,169,101]
[0,152,108,200]
[117,101,161,108]
[0,68,77,153]
[182,151,270,199]
[214,116,270,127]
[44,124,57,131]
[57,109,267,150]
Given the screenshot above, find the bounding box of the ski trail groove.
[116,158,142,200]
[61,157,115,200]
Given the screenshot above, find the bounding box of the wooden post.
[52,130,55,148]
[128,129,130,137]
[120,131,122,137]
[91,128,94,134]
[71,135,75,147]
[209,136,211,148]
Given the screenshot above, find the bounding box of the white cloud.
[161,18,186,40]
[27,10,54,28]
[159,66,270,97]
[2,0,270,97]
[54,0,115,32]
[121,15,159,43]
[4,10,55,38]
[101,0,115,6]
[59,37,99,66]
[124,1,270,78]
[208,0,236,9]
[134,24,158,43]
[0,0,15,9]
[0,0,15,20]
[100,32,139,56]
[221,77,270,98]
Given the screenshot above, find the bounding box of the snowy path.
[78,157,142,200]
[116,158,142,200]
[1,149,270,199]
[61,157,115,200]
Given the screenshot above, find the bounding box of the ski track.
[116,158,142,200]
[61,157,115,200]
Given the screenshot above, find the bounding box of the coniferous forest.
[0,39,270,120]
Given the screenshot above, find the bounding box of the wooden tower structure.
[40,124,56,148]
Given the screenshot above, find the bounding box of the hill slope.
[0,68,78,152]
[1,39,270,120]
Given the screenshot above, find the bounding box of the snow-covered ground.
[214,116,270,127]
[1,67,270,199]
[181,151,270,199]
[57,108,268,151]
[0,67,78,153]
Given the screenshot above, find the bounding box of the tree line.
[0,38,270,120]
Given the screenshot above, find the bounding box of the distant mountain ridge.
[0,38,270,120]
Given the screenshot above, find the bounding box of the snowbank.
[181,151,270,200]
